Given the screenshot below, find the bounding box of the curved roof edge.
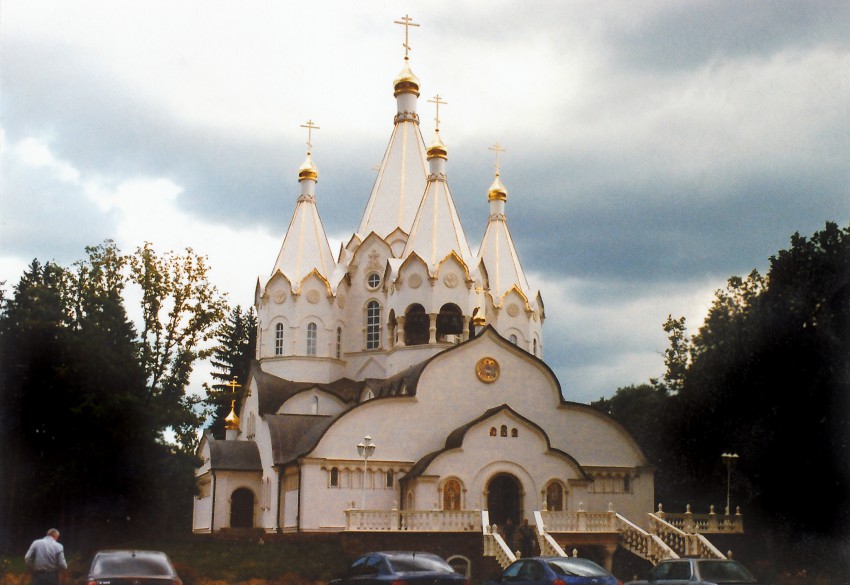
[405,403,593,480]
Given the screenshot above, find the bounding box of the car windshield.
[386,553,454,574]
[697,561,755,583]
[92,553,174,577]
[548,558,610,577]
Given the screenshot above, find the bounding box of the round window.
[366,272,381,290]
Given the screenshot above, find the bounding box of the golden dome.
[426,130,447,160]
[393,60,420,97]
[225,400,240,431]
[472,313,486,327]
[488,173,507,201]
[298,154,319,182]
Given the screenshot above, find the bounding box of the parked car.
[84,550,182,585]
[486,556,622,585]
[626,558,764,585]
[330,551,469,585]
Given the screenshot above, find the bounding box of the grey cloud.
[606,1,850,72]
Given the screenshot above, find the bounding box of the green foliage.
[0,241,225,551]
[598,222,849,570]
[204,306,257,439]
[128,242,228,450]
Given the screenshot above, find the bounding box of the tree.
[1,241,229,549]
[128,242,228,450]
[205,305,257,438]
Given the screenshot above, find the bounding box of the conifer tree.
[205,306,257,439]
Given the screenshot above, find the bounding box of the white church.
[193,17,740,570]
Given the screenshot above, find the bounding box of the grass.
[3,535,350,585]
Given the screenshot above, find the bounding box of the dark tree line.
[593,222,850,572]
[0,241,228,552]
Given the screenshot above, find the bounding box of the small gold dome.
[488,173,507,201]
[427,130,447,160]
[225,400,240,431]
[393,60,420,97]
[298,154,319,182]
[472,313,486,327]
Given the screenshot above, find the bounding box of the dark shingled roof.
[252,361,362,415]
[208,440,263,472]
[405,404,592,480]
[365,360,430,398]
[266,414,336,466]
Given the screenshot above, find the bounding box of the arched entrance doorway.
[230,488,254,528]
[487,473,522,526]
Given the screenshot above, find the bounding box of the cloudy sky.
[2,1,848,403]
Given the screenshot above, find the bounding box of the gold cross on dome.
[227,378,241,395]
[394,14,420,60]
[300,120,320,153]
[489,143,506,174]
[428,94,447,130]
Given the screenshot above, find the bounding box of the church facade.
[192,24,654,538]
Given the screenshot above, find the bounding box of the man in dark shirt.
[25,528,67,585]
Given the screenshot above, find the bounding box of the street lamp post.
[357,435,376,510]
[721,452,739,515]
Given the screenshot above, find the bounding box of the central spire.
[357,15,429,243]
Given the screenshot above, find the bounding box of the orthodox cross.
[489,143,506,175]
[428,94,447,131]
[300,120,320,153]
[394,14,420,60]
[227,378,241,396]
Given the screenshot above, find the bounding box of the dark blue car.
[487,556,621,585]
[331,551,469,585]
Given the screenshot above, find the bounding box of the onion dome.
[488,173,507,201]
[427,130,447,160]
[225,400,240,431]
[298,153,319,182]
[394,60,421,97]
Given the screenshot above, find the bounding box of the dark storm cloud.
[0,155,114,264]
[604,1,850,71]
[2,39,299,228]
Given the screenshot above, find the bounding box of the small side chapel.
[193,16,659,564]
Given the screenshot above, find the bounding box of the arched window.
[386,470,394,488]
[443,478,461,510]
[312,395,319,415]
[436,303,463,340]
[275,323,285,355]
[404,304,430,345]
[336,327,342,358]
[500,425,508,437]
[489,427,497,436]
[546,482,564,511]
[509,334,517,345]
[330,467,339,487]
[366,301,381,349]
[306,322,317,356]
[532,338,538,356]
[511,428,518,437]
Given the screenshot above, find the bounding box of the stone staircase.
[483,505,740,570]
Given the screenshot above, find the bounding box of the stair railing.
[648,512,690,557]
[481,510,517,568]
[534,510,568,557]
[615,513,679,564]
[691,532,727,559]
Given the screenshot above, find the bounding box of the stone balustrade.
[345,507,480,532]
[655,503,744,534]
